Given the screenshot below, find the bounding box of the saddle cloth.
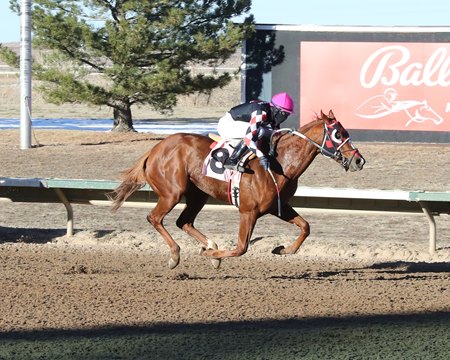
[202,139,251,207]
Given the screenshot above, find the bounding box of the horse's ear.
[320,110,326,119]
[328,110,335,119]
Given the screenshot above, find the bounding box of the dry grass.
[0,65,240,119]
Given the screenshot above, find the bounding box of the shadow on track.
[1,311,450,359]
[0,226,67,244]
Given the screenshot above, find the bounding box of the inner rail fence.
[1,177,449,256]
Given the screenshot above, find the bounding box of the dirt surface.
[1,129,450,359]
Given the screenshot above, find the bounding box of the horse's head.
[410,101,444,126]
[318,110,365,172]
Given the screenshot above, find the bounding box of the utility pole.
[20,0,32,149]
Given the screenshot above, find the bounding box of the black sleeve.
[229,102,271,123]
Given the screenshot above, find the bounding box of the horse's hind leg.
[201,210,257,259]
[176,188,209,247]
[176,188,221,269]
[147,197,182,269]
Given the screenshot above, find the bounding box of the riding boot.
[224,140,248,170]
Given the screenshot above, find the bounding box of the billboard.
[244,25,450,142]
[300,42,450,132]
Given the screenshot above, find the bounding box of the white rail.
[1,177,449,255]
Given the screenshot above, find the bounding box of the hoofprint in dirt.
[1,239,450,332]
[1,204,450,264]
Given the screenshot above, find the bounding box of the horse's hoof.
[211,258,221,269]
[207,239,218,250]
[168,257,179,269]
[272,245,286,255]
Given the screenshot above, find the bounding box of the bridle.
[269,121,361,171]
[266,118,363,216]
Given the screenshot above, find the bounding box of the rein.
[267,168,281,216]
[270,125,354,162]
[270,126,340,159]
[266,122,357,216]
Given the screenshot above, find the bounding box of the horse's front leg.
[271,204,310,255]
[201,211,257,260]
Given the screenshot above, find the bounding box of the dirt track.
[1,129,450,359]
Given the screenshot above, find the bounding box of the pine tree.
[4,0,254,131]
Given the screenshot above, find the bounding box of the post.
[53,189,74,236]
[20,0,32,149]
[419,201,436,256]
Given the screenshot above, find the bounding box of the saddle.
[202,134,255,207]
[203,134,254,177]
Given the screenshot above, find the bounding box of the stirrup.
[223,161,238,170]
[223,163,237,170]
[224,162,245,173]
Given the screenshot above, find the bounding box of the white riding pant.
[217,112,249,140]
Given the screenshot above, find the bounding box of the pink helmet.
[271,92,294,114]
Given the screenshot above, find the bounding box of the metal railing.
[1,177,449,255]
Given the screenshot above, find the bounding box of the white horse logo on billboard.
[356,45,447,127]
[356,88,443,127]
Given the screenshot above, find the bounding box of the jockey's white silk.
[217,112,249,140]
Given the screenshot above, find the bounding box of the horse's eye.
[331,129,342,143]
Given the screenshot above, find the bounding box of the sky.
[1,0,450,43]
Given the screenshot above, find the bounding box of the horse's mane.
[298,115,322,133]
[269,116,322,154]
[271,115,322,143]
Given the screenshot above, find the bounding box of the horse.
[109,110,365,269]
[403,100,443,127]
[356,89,443,128]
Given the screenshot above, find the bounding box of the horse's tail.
[108,150,151,212]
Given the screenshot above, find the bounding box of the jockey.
[217,92,295,171]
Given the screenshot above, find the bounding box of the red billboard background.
[300,42,450,132]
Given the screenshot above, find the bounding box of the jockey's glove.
[259,156,270,170]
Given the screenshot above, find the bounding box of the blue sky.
[1,0,450,43]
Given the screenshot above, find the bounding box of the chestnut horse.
[110,110,365,269]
